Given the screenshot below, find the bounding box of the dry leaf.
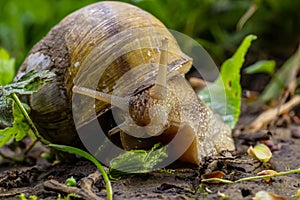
[247,144,272,162]
[201,171,225,179]
[253,191,285,200]
[201,171,226,183]
[257,170,278,183]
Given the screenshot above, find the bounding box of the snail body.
[16,1,234,165]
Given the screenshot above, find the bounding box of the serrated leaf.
[0,101,33,147]
[5,70,55,95]
[244,60,276,75]
[247,143,272,162]
[0,94,14,127]
[0,70,55,128]
[0,48,15,86]
[199,35,257,128]
[109,143,167,179]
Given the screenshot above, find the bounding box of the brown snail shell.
[15,1,235,165]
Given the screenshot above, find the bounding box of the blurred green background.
[0,0,299,70]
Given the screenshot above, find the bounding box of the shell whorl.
[16,1,192,144]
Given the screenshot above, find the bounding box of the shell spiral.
[16,1,192,145]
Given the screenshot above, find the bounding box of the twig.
[0,187,30,197]
[0,151,24,163]
[0,137,38,163]
[49,144,113,200]
[11,93,50,145]
[237,130,271,142]
[237,1,258,31]
[44,179,104,200]
[78,170,101,191]
[288,42,300,97]
[23,139,38,155]
[269,43,300,130]
[245,95,300,132]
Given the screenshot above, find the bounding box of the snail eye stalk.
[149,38,168,100]
[72,86,129,111]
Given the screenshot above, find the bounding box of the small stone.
[291,126,300,138]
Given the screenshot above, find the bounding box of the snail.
[15,1,235,166]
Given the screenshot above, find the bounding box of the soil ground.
[1,103,300,200]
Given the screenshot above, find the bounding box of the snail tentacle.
[72,86,130,111]
[150,38,168,100]
[16,1,235,166]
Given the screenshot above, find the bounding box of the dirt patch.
[0,125,300,200]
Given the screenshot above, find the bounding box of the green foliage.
[109,143,167,179]
[0,48,15,85]
[199,35,257,128]
[0,70,54,147]
[0,0,99,66]
[0,70,55,128]
[261,46,300,102]
[132,0,250,62]
[247,143,272,162]
[0,102,33,147]
[57,193,82,200]
[18,193,37,200]
[49,144,113,200]
[244,60,276,75]
[1,0,298,66]
[65,176,77,187]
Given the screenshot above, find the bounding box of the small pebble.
[291,126,300,138]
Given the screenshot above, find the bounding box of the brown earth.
[1,104,300,200]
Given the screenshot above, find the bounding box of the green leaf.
[48,144,113,200]
[65,193,81,199]
[18,193,27,200]
[29,196,38,200]
[0,48,15,86]
[65,176,77,187]
[244,60,276,75]
[247,143,272,162]
[0,101,34,147]
[109,143,168,179]
[199,34,257,128]
[0,70,55,128]
[261,46,300,102]
[0,94,14,128]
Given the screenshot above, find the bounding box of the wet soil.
[1,110,300,200]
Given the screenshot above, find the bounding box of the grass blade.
[49,144,113,200]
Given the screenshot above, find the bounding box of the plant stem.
[49,144,113,200]
[201,178,234,184]
[11,93,50,145]
[236,1,258,31]
[235,168,300,182]
[201,168,300,184]
[24,139,38,155]
[94,159,113,200]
